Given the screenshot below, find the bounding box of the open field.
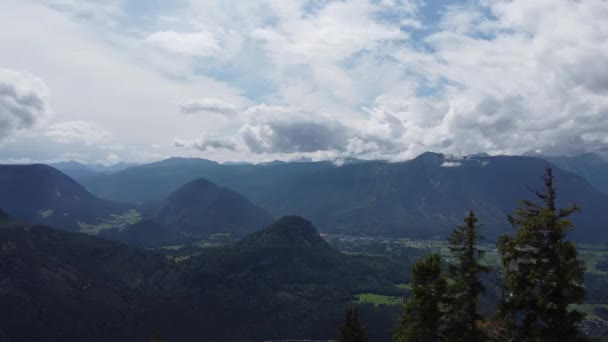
[330,234,608,319]
[356,293,403,306]
[78,209,142,234]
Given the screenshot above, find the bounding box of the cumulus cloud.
[173,133,237,152]
[251,1,405,64]
[240,105,350,154]
[46,121,112,145]
[359,0,608,159]
[3,0,608,163]
[0,69,50,140]
[179,98,238,116]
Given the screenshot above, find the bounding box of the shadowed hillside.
[76,154,608,242]
[0,164,131,231]
[156,178,274,237]
[0,215,409,341]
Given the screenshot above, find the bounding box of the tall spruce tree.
[393,253,446,342]
[337,306,369,342]
[498,166,586,341]
[443,211,488,342]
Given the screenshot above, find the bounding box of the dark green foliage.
[100,220,190,248]
[0,220,189,342]
[150,333,164,342]
[337,306,369,342]
[178,216,412,341]
[498,166,587,341]
[0,215,408,342]
[443,211,488,342]
[393,253,446,342]
[0,208,9,221]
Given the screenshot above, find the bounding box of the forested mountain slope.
[0,164,129,231]
[77,154,608,241]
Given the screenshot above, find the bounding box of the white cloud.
[240,104,350,154]
[40,0,125,26]
[251,1,404,64]
[441,161,462,168]
[173,133,237,152]
[0,69,50,140]
[46,121,111,145]
[1,0,608,163]
[145,30,221,57]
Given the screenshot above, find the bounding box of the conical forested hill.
[156,178,274,238]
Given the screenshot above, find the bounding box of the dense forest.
[339,167,591,341]
[1,163,607,341]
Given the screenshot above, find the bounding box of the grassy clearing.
[39,209,54,219]
[571,304,608,321]
[579,248,608,275]
[161,245,184,251]
[395,283,411,290]
[166,255,192,263]
[78,209,142,234]
[195,240,227,248]
[356,293,402,306]
[481,251,499,265]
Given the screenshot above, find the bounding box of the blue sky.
[1,0,607,164]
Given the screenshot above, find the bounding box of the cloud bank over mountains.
[1,0,607,163]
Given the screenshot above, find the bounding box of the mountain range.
[2,151,608,340]
[546,153,608,195]
[70,152,608,242]
[3,152,607,243]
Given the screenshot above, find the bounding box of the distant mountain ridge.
[74,153,608,242]
[545,153,608,194]
[51,160,138,180]
[51,160,138,172]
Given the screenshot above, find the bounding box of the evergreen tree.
[337,306,369,342]
[150,333,164,342]
[443,211,489,342]
[393,253,446,342]
[498,166,586,341]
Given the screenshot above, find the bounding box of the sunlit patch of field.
[571,304,608,322]
[78,209,142,234]
[395,283,411,290]
[578,245,608,275]
[167,255,192,263]
[39,209,54,219]
[161,245,184,251]
[195,240,227,248]
[356,293,403,306]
